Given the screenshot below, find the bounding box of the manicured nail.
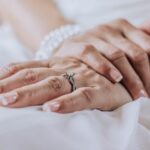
[0,92,18,106]
[109,69,123,82]
[43,104,51,112]
[0,66,7,72]
[139,89,148,98]
[43,102,61,112]
[0,66,8,78]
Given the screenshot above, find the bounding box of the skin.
[1,0,150,99]
[140,20,150,34]
[0,0,150,112]
[0,57,132,113]
[55,19,150,99]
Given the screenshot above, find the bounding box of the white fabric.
[0,25,150,150]
[0,1,150,149]
[0,25,32,67]
[55,0,150,29]
[0,98,150,150]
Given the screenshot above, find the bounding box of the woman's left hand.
[0,57,131,113]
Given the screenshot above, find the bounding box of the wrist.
[35,24,82,60]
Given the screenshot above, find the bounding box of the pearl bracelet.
[35,24,81,60]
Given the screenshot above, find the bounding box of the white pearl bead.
[35,24,82,60]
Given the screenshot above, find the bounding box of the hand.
[140,20,150,34]
[55,19,150,99]
[0,58,131,113]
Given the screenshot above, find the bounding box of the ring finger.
[0,75,72,107]
[0,68,63,93]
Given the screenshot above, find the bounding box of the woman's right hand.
[55,19,150,99]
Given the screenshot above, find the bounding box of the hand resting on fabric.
[0,57,131,113]
[0,19,150,113]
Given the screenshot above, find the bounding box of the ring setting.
[63,72,77,92]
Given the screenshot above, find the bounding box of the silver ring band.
[63,72,77,92]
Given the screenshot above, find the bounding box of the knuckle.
[0,85,5,93]
[134,31,150,51]
[80,44,95,56]
[46,77,63,92]
[131,51,147,63]
[7,63,19,74]
[107,49,125,61]
[79,87,93,105]
[96,62,111,74]
[114,18,129,26]
[96,24,111,32]
[118,38,129,46]
[22,69,37,84]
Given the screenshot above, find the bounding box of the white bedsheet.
[0,25,32,67]
[0,25,150,150]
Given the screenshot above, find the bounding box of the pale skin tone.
[0,0,69,51]
[0,57,132,113]
[56,19,150,99]
[0,0,150,113]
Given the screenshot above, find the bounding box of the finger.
[43,81,132,113]
[0,60,49,80]
[0,68,62,93]
[111,19,150,95]
[93,24,148,98]
[78,44,123,82]
[0,75,71,107]
[139,20,150,34]
[80,36,148,99]
[111,19,150,53]
[43,87,97,113]
[114,56,148,99]
[104,32,149,97]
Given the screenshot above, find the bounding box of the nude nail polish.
[0,92,18,106]
[43,102,61,112]
[109,69,123,82]
[139,90,148,98]
[0,96,8,106]
[49,102,61,112]
[43,104,51,112]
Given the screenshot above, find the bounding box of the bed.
[0,24,150,150]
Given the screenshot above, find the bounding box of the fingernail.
[0,66,8,72]
[109,69,123,82]
[139,89,148,98]
[43,104,51,112]
[43,102,61,112]
[0,92,18,106]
